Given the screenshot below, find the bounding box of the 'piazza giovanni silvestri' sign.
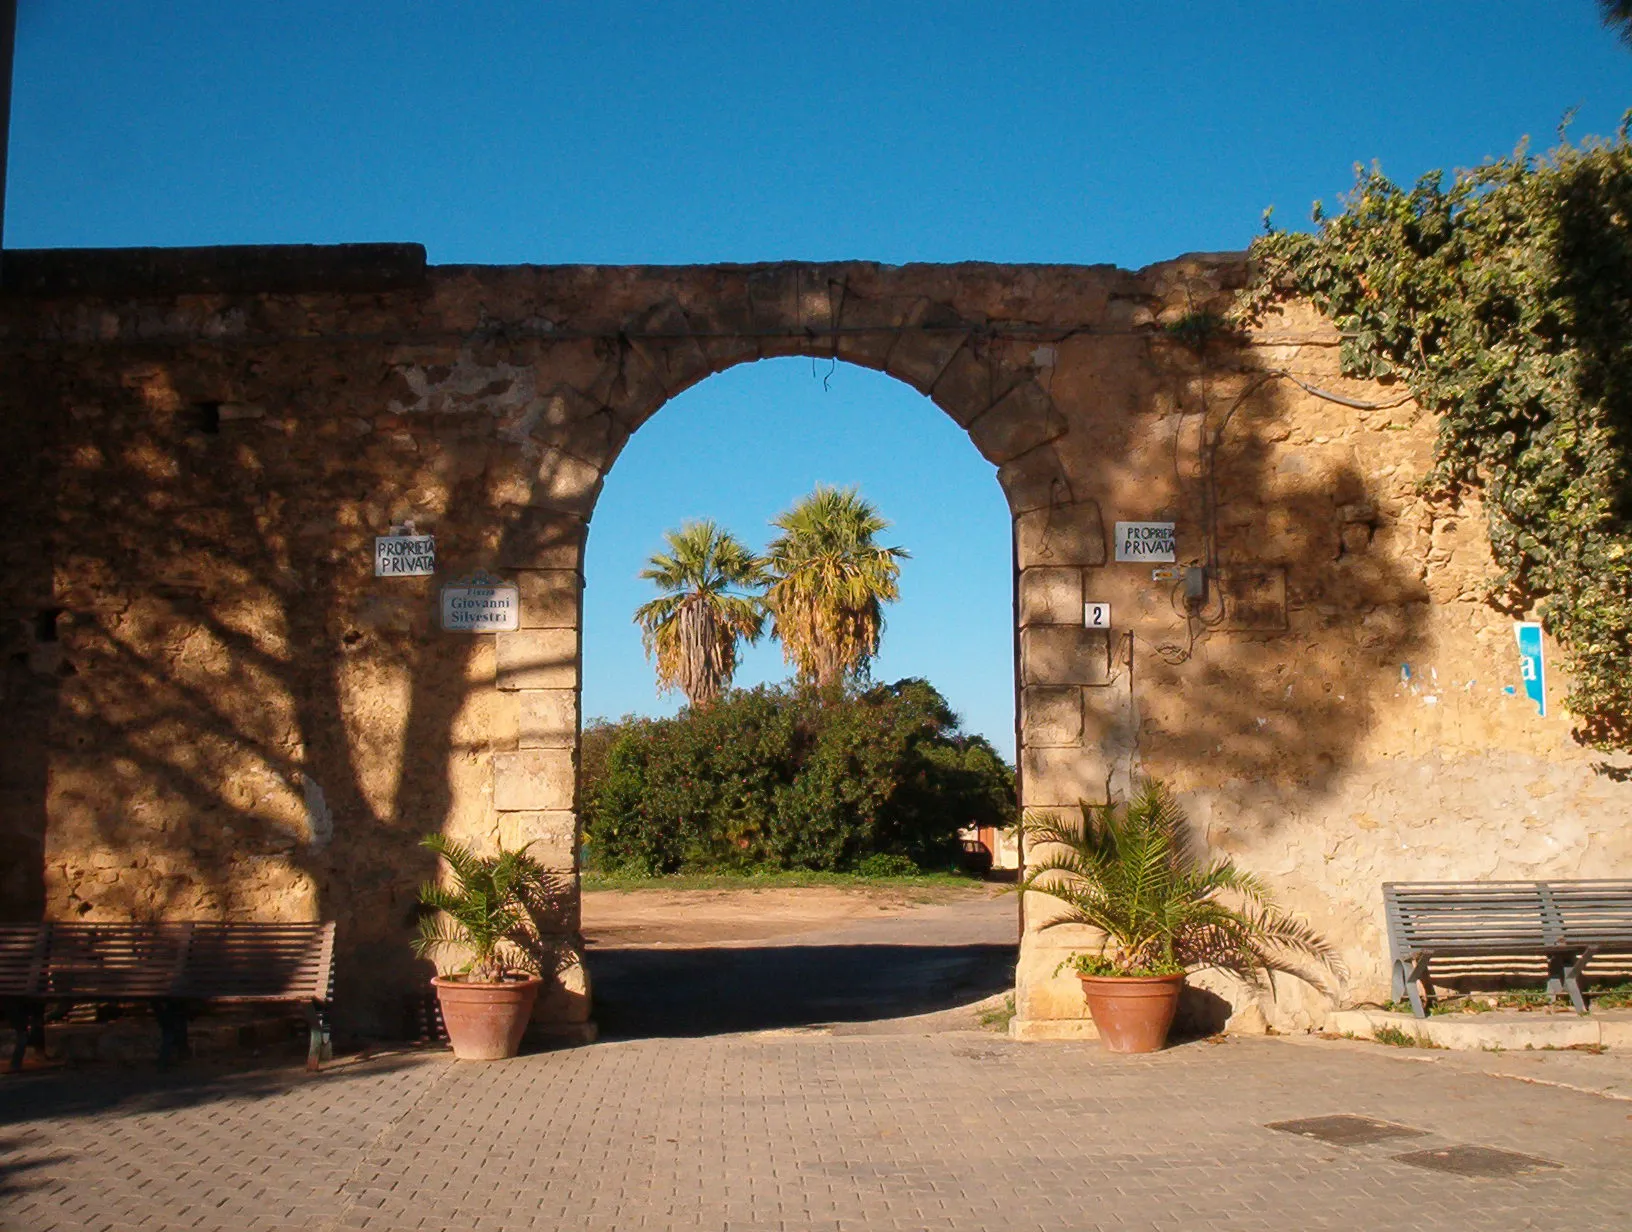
[440,573,521,632]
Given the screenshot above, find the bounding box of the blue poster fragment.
[1513,621,1545,717]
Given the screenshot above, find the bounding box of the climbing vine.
[1235,124,1632,749]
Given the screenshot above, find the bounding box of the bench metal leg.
[155,1000,189,1069]
[6,1000,41,1073]
[1562,948,1598,1015]
[1399,957,1430,1018]
[305,1002,332,1072]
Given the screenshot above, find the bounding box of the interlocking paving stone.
[1,1035,1630,1231]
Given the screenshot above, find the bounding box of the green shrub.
[855,852,919,878]
[582,679,1014,875]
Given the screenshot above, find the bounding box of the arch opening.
[573,357,1021,1038]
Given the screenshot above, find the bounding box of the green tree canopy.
[764,485,909,689]
[633,520,767,707]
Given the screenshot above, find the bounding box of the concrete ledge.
[1009,1016,1099,1042]
[1327,1007,1632,1051]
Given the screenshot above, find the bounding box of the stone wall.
[1,245,1625,1038]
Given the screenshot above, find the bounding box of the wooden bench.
[1384,880,1632,1017]
[0,921,336,1071]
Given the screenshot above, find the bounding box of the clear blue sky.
[9,3,1629,753]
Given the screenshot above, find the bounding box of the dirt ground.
[581,881,1004,948]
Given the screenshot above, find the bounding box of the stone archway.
[459,261,1145,1040]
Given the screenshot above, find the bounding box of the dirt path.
[581,882,1018,1038]
[581,882,1003,948]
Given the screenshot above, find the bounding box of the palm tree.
[633,520,766,707]
[1603,1,1632,48]
[764,485,909,689]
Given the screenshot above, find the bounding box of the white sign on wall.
[1084,602,1111,629]
[440,573,521,632]
[374,535,436,577]
[1113,521,1176,563]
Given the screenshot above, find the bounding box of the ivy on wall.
[1234,125,1632,749]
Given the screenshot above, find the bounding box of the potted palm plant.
[1019,779,1340,1053]
[412,834,566,1061]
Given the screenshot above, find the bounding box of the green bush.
[855,852,920,878]
[581,679,1014,875]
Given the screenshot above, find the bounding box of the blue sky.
[9,2,1630,753]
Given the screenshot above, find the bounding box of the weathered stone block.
[997,444,1074,515]
[496,809,578,870]
[530,385,629,471]
[493,748,575,812]
[1022,686,1084,747]
[834,289,908,371]
[496,628,577,691]
[518,569,580,629]
[1013,938,1094,1025]
[885,327,969,394]
[747,266,801,335]
[625,299,711,395]
[928,343,1000,427]
[496,508,586,569]
[1015,500,1106,567]
[527,449,604,517]
[967,381,1067,465]
[518,688,577,748]
[1021,745,1112,807]
[533,946,592,1024]
[1019,567,1083,626]
[592,339,670,428]
[1021,626,1109,687]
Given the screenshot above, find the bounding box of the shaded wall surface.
[1,245,1625,1037]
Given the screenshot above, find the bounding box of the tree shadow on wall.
[0,335,585,1038]
[1115,341,1433,820]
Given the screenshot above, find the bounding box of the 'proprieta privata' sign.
[374,535,436,577]
[1113,521,1176,563]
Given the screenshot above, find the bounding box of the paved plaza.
[4,1028,1631,1232]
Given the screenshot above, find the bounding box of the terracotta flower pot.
[1077,973,1186,1053]
[432,975,542,1061]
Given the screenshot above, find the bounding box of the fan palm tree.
[1019,779,1341,986]
[764,485,909,690]
[633,520,766,707]
[1603,1,1632,48]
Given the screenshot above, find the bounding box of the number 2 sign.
[1084,602,1111,629]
